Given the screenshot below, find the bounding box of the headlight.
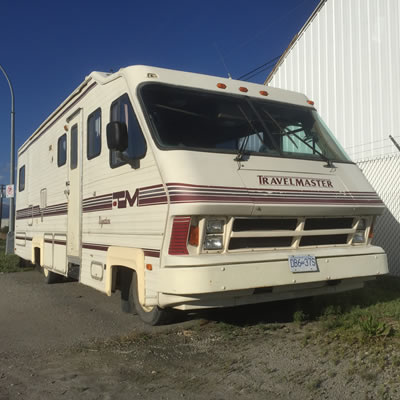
[206,219,224,234]
[357,218,367,230]
[352,218,367,244]
[203,218,226,251]
[204,235,224,250]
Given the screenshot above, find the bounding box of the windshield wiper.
[235,135,249,161]
[234,104,282,161]
[261,109,336,168]
[234,105,258,161]
[285,129,336,168]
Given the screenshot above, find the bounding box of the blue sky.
[0,0,319,186]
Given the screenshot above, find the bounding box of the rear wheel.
[42,266,61,284]
[129,272,173,325]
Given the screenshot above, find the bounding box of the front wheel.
[129,272,174,325]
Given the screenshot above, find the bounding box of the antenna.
[214,42,232,79]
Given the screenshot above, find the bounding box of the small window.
[57,134,67,166]
[109,93,146,168]
[87,108,101,160]
[70,124,78,170]
[18,165,25,192]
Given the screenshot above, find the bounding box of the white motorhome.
[15,65,388,324]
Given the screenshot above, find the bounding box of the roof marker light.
[239,87,248,93]
[259,90,269,96]
[217,83,227,89]
[307,100,315,106]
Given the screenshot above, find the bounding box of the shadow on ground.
[182,275,400,327]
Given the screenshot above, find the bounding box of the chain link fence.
[358,154,400,276]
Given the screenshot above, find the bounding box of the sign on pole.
[6,184,14,198]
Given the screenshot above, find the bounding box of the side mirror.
[106,121,128,152]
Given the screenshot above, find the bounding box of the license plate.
[289,255,318,273]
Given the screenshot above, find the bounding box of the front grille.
[304,218,353,230]
[229,236,293,250]
[228,217,358,251]
[232,218,297,232]
[300,234,349,246]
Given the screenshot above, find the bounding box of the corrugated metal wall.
[267,0,400,275]
[268,0,400,162]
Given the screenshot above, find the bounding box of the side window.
[87,108,101,160]
[57,134,67,166]
[70,124,78,170]
[18,165,25,192]
[109,93,146,168]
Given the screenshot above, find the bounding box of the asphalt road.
[0,270,158,354]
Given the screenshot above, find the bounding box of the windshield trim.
[137,82,355,165]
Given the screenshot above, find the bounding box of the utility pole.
[0,64,15,254]
[0,184,3,231]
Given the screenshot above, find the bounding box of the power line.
[237,55,281,81]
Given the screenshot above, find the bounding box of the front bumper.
[156,246,388,308]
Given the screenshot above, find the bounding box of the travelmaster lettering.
[257,175,334,188]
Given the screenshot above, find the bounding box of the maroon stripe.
[169,193,383,205]
[44,210,67,217]
[83,204,112,212]
[82,243,109,251]
[167,182,382,197]
[170,194,252,203]
[144,250,161,258]
[82,243,161,258]
[83,194,113,203]
[167,182,248,191]
[140,184,164,191]
[139,196,168,206]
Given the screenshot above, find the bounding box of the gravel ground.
[1,271,400,400]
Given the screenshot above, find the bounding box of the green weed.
[293,310,307,325]
[359,315,393,338]
[0,239,26,273]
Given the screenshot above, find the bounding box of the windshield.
[140,83,351,163]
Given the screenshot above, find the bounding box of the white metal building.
[267,0,400,275]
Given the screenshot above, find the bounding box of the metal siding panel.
[268,0,400,160]
[325,0,337,135]
[267,0,400,276]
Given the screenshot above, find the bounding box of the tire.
[129,272,174,325]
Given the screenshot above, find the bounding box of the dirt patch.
[1,271,400,399]
[1,319,399,400]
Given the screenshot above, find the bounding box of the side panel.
[79,78,167,294]
[16,75,168,302]
[66,111,82,260]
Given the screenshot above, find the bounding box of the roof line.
[265,0,327,85]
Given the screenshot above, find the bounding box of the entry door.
[66,110,82,259]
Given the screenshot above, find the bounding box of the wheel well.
[113,266,134,301]
[34,247,40,266]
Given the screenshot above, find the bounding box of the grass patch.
[292,276,400,343]
[0,239,31,273]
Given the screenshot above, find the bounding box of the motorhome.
[15,65,388,324]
